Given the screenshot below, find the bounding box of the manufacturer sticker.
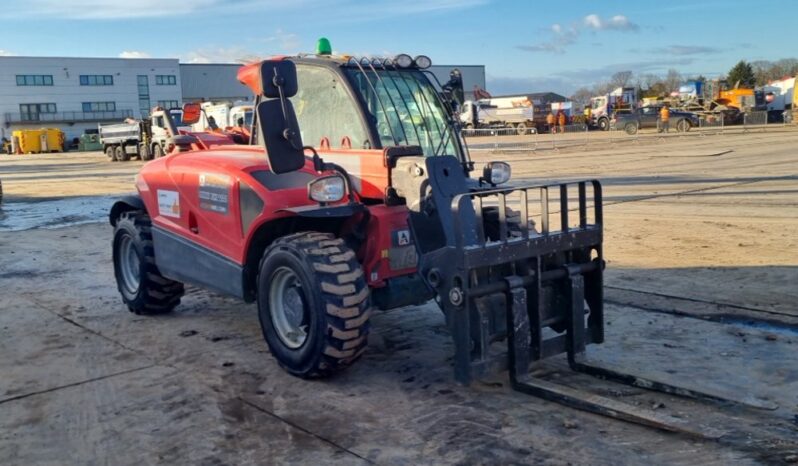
[198,173,231,214]
[392,229,412,247]
[388,246,418,271]
[157,190,180,218]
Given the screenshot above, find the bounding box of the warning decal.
[392,229,412,247]
[198,173,231,215]
[157,190,181,218]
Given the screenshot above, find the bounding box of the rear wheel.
[257,232,370,378]
[152,144,164,158]
[115,145,130,162]
[105,146,116,161]
[624,122,638,135]
[113,211,184,314]
[516,122,528,135]
[677,119,691,132]
[139,142,152,161]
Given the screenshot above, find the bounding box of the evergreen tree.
[727,60,756,88]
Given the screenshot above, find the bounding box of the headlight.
[483,161,511,185]
[395,54,413,68]
[414,55,432,69]
[308,175,345,203]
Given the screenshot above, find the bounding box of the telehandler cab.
[111,45,770,437]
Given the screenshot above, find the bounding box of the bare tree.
[610,70,633,89]
[663,69,682,94]
[570,87,594,108]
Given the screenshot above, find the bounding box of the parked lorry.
[612,105,700,134]
[191,101,253,143]
[589,87,637,130]
[459,98,536,134]
[100,107,235,161]
[759,76,794,122]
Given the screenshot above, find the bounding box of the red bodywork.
[136,145,415,288]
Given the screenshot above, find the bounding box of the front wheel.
[257,232,370,378]
[113,211,184,314]
[598,117,609,131]
[152,144,164,158]
[624,122,638,135]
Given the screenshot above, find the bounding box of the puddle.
[726,318,798,338]
[0,195,118,232]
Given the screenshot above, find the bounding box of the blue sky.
[0,0,793,95]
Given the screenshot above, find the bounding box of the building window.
[82,102,117,112]
[79,75,114,86]
[155,75,177,85]
[16,75,54,86]
[137,75,151,117]
[19,103,57,121]
[157,100,179,109]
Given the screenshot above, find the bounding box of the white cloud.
[518,13,638,54]
[255,28,301,52]
[180,47,262,64]
[0,0,483,19]
[0,49,15,56]
[119,50,151,59]
[583,14,639,31]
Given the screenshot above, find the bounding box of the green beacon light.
[316,37,332,56]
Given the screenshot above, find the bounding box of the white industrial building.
[1,56,485,142]
[0,56,183,141]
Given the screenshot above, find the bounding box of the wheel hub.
[119,235,140,294]
[269,267,309,349]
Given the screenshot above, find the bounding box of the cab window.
[291,65,369,149]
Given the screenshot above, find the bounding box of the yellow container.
[11,128,64,153]
[44,128,64,152]
[12,129,43,154]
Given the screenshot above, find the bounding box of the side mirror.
[256,99,305,174]
[261,61,298,98]
[181,102,201,125]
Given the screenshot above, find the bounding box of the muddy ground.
[1,129,797,465]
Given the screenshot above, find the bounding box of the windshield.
[345,67,459,157]
[169,110,184,127]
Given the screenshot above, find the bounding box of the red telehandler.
[110,47,772,438]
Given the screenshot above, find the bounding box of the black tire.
[113,211,184,315]
[139,142,152,161]
[677,119,691,132]
[152,144,164,158]
[105,146,116,161]
[0,178,3,205]
[116,145,130,162]
[624,122,638,135]
[598,117,609,131]
[257,232,370,378]
[516,122,528,135]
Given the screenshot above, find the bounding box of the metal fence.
[460,127,538,152]
[698,114,724,136]
[461,111,793,155]
[743,111,768,132]
[552,123,589,150]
